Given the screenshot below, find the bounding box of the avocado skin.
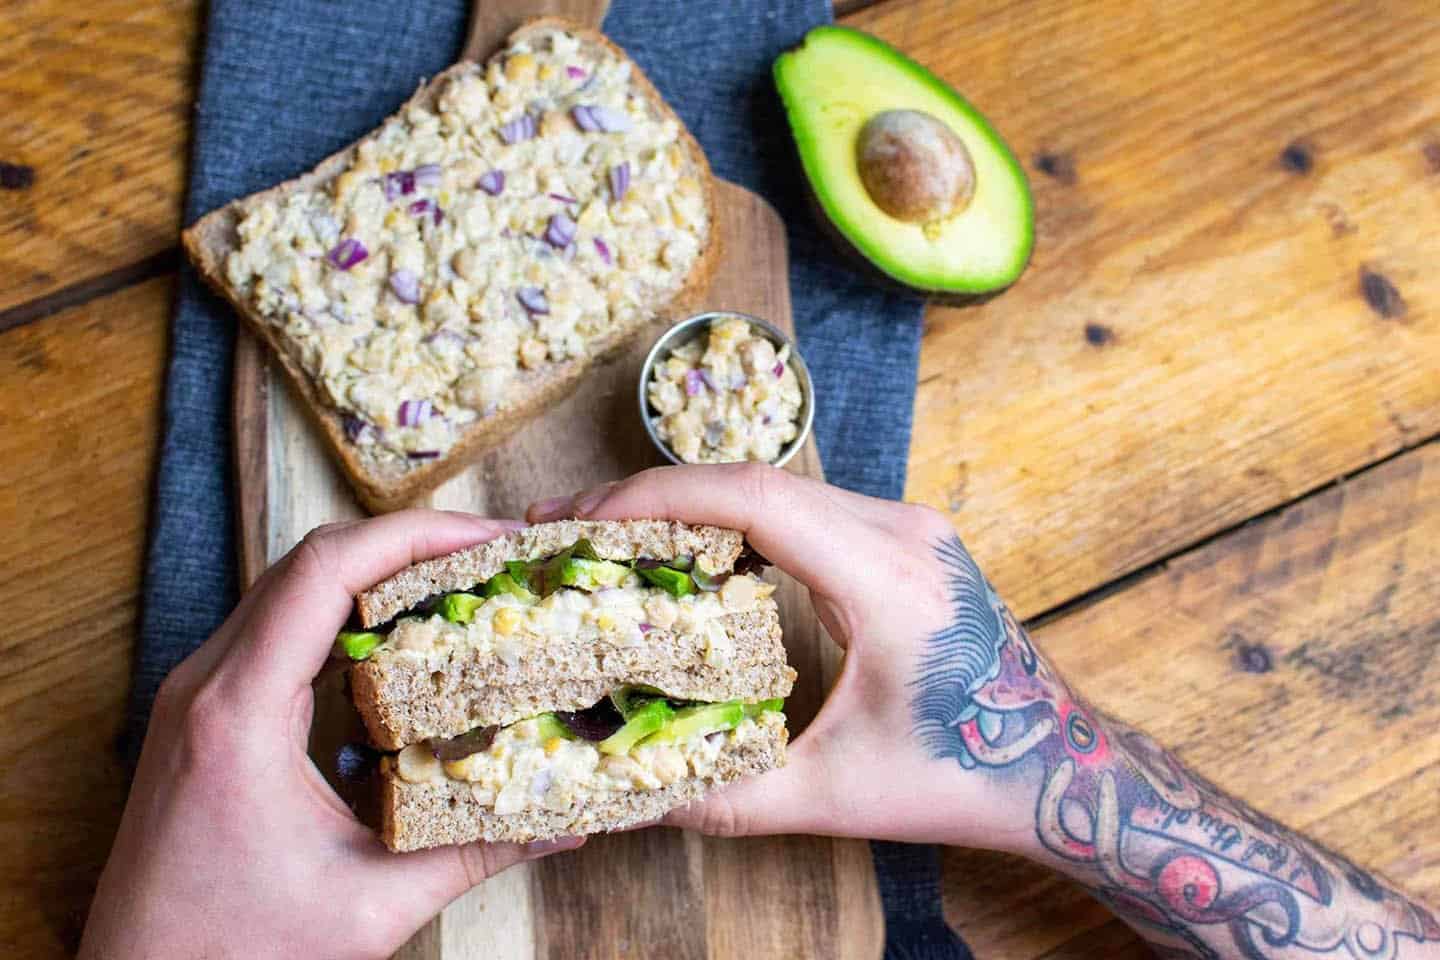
[774,25,1033,303]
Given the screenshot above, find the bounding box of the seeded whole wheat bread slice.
[182,18,720,513]
[350,520,795,750]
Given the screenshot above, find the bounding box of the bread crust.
[380,717,786,850]
[355,519,745,626]
[184,17,720,513]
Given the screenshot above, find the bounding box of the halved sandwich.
[337,520,794,851]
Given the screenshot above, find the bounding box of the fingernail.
[525,836,585,855]
[572,484,613,517]
[528,496,573,521]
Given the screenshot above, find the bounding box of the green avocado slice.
[635,564,695,598]
[334,630,384,661]
[482,571,536,603]
[743,698,785,718]
[560,557,632,591]
[599,699,675,755]
[436,592,485,624]
[774,25,1033,297]
[643,701,746,745]
[532,713,578,743]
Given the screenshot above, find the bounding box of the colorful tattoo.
[912,536,1440,959]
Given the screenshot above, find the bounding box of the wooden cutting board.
[231,4,883,957]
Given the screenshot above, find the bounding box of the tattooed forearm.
[912,536,1440,960]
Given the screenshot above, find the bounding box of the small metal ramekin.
[638,311,816,469]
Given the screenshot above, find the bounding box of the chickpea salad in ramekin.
[640,312,813,467]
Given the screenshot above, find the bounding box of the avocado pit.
[856,109,975,225]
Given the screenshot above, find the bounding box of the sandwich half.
[337,519,794,851]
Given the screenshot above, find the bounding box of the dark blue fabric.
[132,1,957,955]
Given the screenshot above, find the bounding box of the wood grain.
[0,278,170,956]
[839,0,1440,620]
[239,181,883,959]
[941,441,1440,956]
[0,0,197,315]
[461,0,611,63]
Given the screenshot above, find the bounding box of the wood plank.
[941,441,1440,955]
[241,180,883,959]
[0,278,170,956]
[839,0,1440,618]
[0,1,198,315]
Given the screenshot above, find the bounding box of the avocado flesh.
[335,630,384,661]
[774,25,1033,295]
[436,592,485,624]
[560,558,632,591]
[645,702,746,744]
[599,699,675,755]
[532,713,578,743]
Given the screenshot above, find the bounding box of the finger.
[528,464,892,598]
[217,510,522,706]
[662,742,832,837]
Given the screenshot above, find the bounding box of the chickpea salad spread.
[387,697,785,817]
[648,314,804,463]
[217,24,711,473]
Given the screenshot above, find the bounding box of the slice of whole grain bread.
[356,519,745,626]
[183,17,719,513]
[354,606,794,749]
[380,717,787,850]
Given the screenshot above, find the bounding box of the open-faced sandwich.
[185,20,718,512]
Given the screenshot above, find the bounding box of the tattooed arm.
[529,464,1440,960]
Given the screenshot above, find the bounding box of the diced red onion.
[407,450,441,460]
[342,415,374,444]
[407,198,443,225]
[413,163,442,188]
[587,105,632,133]
[698,369,719,392]
[326,238,368,270]
[638,622,653,633]
[544,212,577,249]
[608,162,630,202]
[762,414,773,425]
[570,105,600,132]
[388,269,421,304]
[397,398,433,427]
[593,237,612,265]
[500,113,537,144]
[517,287,549,315]
[476,169,505,195]
[382,170,415,200]
[566,65,586,79]
[772,361,785,378]
[684,369,705,396]
[548,191,578,204]
[729,372,747,390]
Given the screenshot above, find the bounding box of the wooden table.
[2,0,1436,956]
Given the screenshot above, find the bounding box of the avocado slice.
[743,698,785,718]
[482,571,536,603]
[532,713,578,743]
[334,630,384,661]
[635,564,695,598]
[598,699,675,755]
[560,557,632,591]
[774,26,1033,299]
[644,701,746,744]
[436,592,485,624]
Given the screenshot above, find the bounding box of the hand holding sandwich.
[531,464,1440,960]
[78,512,582,960]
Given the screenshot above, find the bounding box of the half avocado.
[774,25,1033,299]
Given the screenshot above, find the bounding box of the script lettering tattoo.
[912,536,1440,959]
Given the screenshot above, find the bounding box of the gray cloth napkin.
[130,2,966,956]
